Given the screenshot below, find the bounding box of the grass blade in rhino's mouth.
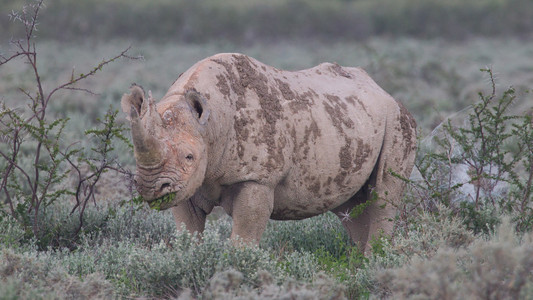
[147,192,177,211]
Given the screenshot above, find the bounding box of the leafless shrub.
[0,0,141,246]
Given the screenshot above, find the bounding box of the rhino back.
[164,53,396,219]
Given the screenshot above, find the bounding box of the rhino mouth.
[146,192,177,211]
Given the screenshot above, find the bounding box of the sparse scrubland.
[1,1,533,299]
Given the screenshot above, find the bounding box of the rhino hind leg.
[333,155,411,254]
[331,188,374,252]
[362,150,413,253]
[333,115,416,254]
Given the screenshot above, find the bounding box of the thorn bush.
[409,68,533,234]
[0,0,140,249]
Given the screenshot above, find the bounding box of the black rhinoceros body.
[121,53,416,252]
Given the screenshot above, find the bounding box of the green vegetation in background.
[2,0,533,42]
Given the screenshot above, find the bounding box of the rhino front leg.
[170,197,209,235]
[227,182,274,244]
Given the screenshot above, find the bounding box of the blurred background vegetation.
[2,0,533,42]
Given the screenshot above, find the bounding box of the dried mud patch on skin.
[339,141,353,170]
[232,55,283,127]
[396,99,417,160]
[235,98,247,111]
[345,95,356,106]
[334,171,349,188]
[216,74,230,98]
[300,119,321,159]
[339,137,372,173]
[214,55,285,172]
[288,90,315,114]
[323,96,358,187]
[325,94,348,110]
[346,95,371,118]
[354,138,372,172]
[233,116,251,158]
[329,63,352,78]
[275,78,296,100]
[289,126,298,159]
[212,58,240,106]
[309,179,321,194]
[323,98,354,137]
[323,94,374,186]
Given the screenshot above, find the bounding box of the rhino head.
[121,85,210,210]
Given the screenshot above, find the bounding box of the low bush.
[0,204,340,298]
[378,218,533,299]
[0,248,115,300]
[198,269,346,300]
[0,187,530,299]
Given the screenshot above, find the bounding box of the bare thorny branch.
[0,0,140,239]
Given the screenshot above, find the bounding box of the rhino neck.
[202,109,233,184]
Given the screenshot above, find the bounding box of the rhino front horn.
[130,105,163,167]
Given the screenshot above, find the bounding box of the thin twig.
[47,46,141,102]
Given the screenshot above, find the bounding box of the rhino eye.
[185,154,194,161]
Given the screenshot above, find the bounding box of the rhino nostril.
[159,182,171,192]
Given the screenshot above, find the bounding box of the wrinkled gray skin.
[121,53,417,253]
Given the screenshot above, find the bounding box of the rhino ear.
[121,84,146,121]
[185,90,210,125]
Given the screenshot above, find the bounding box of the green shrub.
[0,214,27,250]
[334,205,474,298]
[411,68,533,234]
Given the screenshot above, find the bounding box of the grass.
[1,200,532,299]
[1,35,533,298]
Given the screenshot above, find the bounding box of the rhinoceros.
[121,53,416,252]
